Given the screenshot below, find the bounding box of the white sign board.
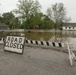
[4,36,25,54]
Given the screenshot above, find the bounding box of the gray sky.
[0,0,76,22]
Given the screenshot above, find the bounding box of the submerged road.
[0,45,76,75]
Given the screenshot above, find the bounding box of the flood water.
[0,30,76,50]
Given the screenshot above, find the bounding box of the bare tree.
[46,3,71,29]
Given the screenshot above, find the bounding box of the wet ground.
[0,45,76,75]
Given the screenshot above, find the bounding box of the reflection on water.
[25,32,54,41]
[0,30,76,49]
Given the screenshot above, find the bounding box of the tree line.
[0,0,71,29]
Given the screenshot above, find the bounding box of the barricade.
[0,38,76,66]
[25,39,76,66]
[25,39,65,47]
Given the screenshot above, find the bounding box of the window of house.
[69,27,71,29]
[66,27,67,29]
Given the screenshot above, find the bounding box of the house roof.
[0,23,8,26]
[62,23,76,27]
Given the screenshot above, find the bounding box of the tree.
[21,13,43,29]
[10,17,20,29]
[14,0,41,28]
[29,13,43,29]
[46,3,71,29]
[21,13,54,29]
[0,16,3,22]
[40,15,54,29]
[2,12,15,25]
[2,12,21,29]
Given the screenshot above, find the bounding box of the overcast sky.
[0,0,76,22]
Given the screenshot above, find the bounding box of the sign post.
[4,36,25,54]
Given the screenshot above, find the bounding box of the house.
[62,23,76,30]
[0,23,9,30]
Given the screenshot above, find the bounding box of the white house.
[62,23,76,30]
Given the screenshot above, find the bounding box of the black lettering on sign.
[14,38,17,43]
[20,44,23,49]
[13,43,17,48]
[17,43,20,49]
[7,37,10,42]
[11,37,14,43]
[4,36,25,54]
[10,43,13,48]
[19,38,22,43]
[5,42,9,47]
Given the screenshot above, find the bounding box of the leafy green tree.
[46,3,71,29]
[0,16,3,22]
[2,12,15,25]
[21,13,54,29]
[2,12,21,29]
[29,13,43,29]
[40,15,54,29]
[21,12,43,29]
[14,0,41,28]
[10,17,20,29]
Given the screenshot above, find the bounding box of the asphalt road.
[0,45,76,75]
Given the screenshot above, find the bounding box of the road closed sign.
[4,36,25,54]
